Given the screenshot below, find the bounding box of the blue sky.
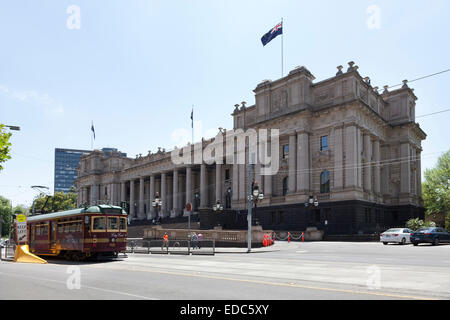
[1,0,449,207]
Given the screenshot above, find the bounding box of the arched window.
[320,171,330,193]
[282,177,288,196]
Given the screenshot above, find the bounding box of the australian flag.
[261,21,283,46]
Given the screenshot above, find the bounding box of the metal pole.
[281,17,284,78]
[247,146,254,253]
[189,105,194,242]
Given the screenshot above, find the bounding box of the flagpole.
[91,121,93,150]
[281,17,284,78]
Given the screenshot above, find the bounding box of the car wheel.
[383,242,388,245]
[401,238,406,245]
[432,238,439,246]
[412,242,418,246]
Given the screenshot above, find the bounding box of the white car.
[380,228,412,245]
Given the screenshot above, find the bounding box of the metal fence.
[126,238,215,255]
[0,244,15,261]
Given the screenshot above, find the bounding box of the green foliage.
[0,196,12,237]
[422,150,450,216]
[31,191,77,214]
[406,218,436,231]
[0,124,12,171]
[446,213,450,231]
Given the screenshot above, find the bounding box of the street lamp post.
[247,181,264,253]
[152,192,162,222]
[212,200,224,229]
[252,182,264,226]
[31,185,50,215]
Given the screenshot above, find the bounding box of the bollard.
[288,232,290,243]
[302,232,304,243]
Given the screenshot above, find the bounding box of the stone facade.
[75,62,426,234]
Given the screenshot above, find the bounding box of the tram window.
[58,224,63,233]
[36,226,41,236]
[76,222,82,232]
[120,218,127,232]
[42,225,49,236]
[92,217,107,231]
[70,223,76,233]
[108,217,119,231]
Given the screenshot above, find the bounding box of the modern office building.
[55,148,92,193]
[75,62,426,235]
[55,148,126,193]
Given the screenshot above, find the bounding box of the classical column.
[149,175,155,218]
[411,147,417,196]
[173,170,179,216]
[200,164,207,208]
[380,145,390,196]
[344,125,358,188]
[129,179,135,218]
[363,134,372,192]
[215,163,222,204]
[264,138,272,196]
[333,128,344,190]
[120,182,126,204]
[91,183,99,205]
[138,177,145,219]
[373,139,381,194]
[110,183,116,205]
[416,149,422,199]
[232,164,239,201]
[161,173,167,217]
[288,133,297,194]
[296,131,310,192]
[186,167,193,205]
[357,128,363,189]
[400,142,411,195]
[239,163,246,201]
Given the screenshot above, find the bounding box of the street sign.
[16,214,27,243]
[186,202,192,212]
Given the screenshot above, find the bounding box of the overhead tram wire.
[377,68,450,92]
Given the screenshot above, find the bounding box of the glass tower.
[54,148,91,193]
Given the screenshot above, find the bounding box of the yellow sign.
[16,214,27,223]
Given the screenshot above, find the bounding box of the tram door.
[50,221,57,252]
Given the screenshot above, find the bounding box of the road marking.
[0,271,158,300]
[87,264,437,300]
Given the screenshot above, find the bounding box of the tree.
[422,150,450,216]
[0,196,12,237]
[31,191,77,214]
[406,218,436,231]
[0,124,12,171]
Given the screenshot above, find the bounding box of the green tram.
[27,205,128,260]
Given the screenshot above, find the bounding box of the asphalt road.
[1,241,449,300]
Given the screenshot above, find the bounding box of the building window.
[282,144,289,159]
[282,177,288,196]
[320,171,330,193]
[320,136,328,151]
[225,169,230,181]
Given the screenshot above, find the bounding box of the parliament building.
[75,62,426,235]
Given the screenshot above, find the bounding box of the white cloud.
[0,85,65,115]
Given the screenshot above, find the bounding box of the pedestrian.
[192,232,198,250]
[198,233,203,249]
[162,232,169,251]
